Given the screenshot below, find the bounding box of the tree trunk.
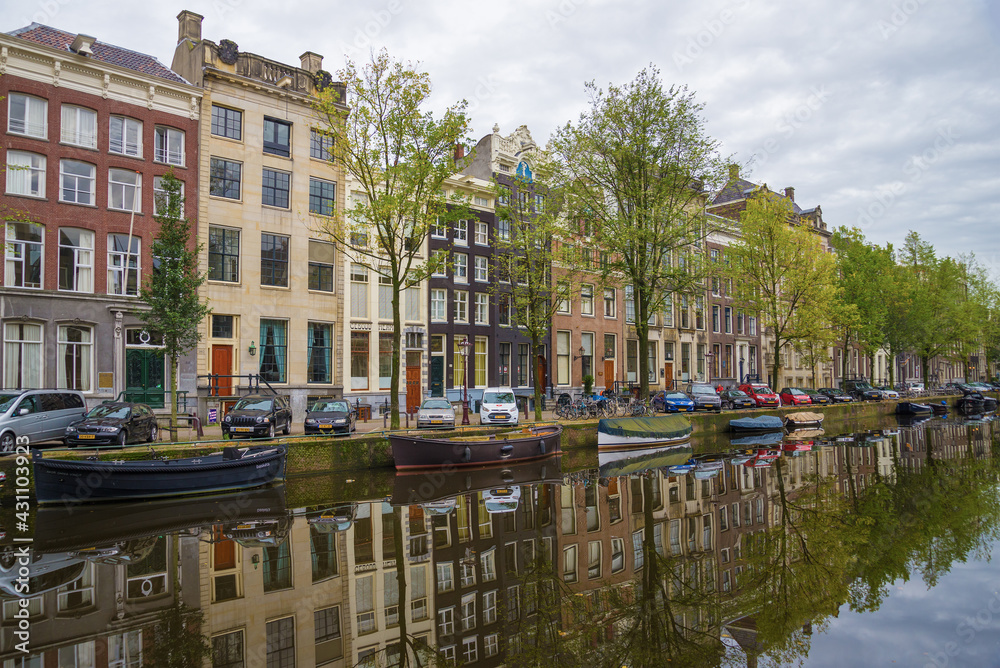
[390,287,402,430]
[169,353,178,443]
[770,338,782,392]
[532,332,544,421]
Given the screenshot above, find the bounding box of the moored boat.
[390,424,562,470]
[784,411,825,429]
[32,444,287,505]
[729,415,784,433]
[896,402,933,415]
[956,393,985,414]
[598,442,693,478]
[597,415,693,451]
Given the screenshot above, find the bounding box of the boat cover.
[729,415,784,431]
[785,411,825,424]
[598,415,693,440]
[729,430,785,447]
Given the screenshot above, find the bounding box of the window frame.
[5,150,46,198]
[310,128,334,160]
[260,233,290,287]
[8,93,48,139]
[263,117,292,157]
[108,168,141,212]
[262,168,291,209]
[211,105,243,140]
[453,290,468,324]
[208,226,240,283]
[57,227,94,293]
[309,177,337,216]
[5,222,44,289]
[154,126,185,166]
[474,220,489,245]
[209,157,242,200]
[108,115,143,157]
[59,159,95,205]
[308,239,335,292]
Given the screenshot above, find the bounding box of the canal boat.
[729,430,785,447]
[597,415,693,451]
[956,393,986,414]
[32,444,287,505]
[729,415,784,433]
[598,442,693,478]
[896,402,934,416]
[784,411,825,429]
[391,456,562,505]
[390,424,562,470]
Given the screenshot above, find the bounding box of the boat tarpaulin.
[729,415,784,432]
[598,415,693,440]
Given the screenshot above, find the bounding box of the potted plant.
[582,374,594,396]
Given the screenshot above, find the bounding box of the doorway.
[406,352,422,412]
[211,345,233,396]
[125,349,165,408]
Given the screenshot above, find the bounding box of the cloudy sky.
[12,0,1000,270]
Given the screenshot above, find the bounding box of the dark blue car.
[653,391,696,413]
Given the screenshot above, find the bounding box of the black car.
[802,389,831,405]
[719,389,755,410]
[818,387,853,403]
[841,379,882,401]
[222,394,292,439]
[66,401,158,447]
[304,398,356,435]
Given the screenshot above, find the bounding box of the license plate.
[431,419,443,424]
[232,427,253,432]
[319,424,333,429]
[79,434,95,439]
[490,413,507,419]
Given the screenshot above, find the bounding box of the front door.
[604,359,615,391]
[406,352,421,412]
[664,362,674,390]
[125,349,165,408]
[211,345,233,396]
[429,356,444,397]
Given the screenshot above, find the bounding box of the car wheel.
[282,417,291,435]
[0,432,15,453]
[117,430,128,447]
[147,424,158,443]
[268,423,276,439]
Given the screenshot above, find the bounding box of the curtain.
[58,325,92,391]
[259,320,286,383]
[4,323,42,388]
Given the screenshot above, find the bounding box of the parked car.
[841,379,882,401]
[221,394,292,439]
[738,383,781,408]
[652,391,696,413]
[905,381,926,392]
[65,401,158,447]
[0,389,88,452]
[479,387,519,426]
[416,398,456,429]
[304,398,356,435]
[802,389,831,405]
[877,386,900,399]
[685,383,722,412]
[778,387,812,407]
[720,389,755,410]
[818,387,853,403]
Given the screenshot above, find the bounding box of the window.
[5,222,43,288]
[108,169,141,211]
[154,126,184,165]
[648,345,657,382]
[57,325,92,392]
[749,316,757,335]
[498,293,510,326]
[308,322,332,383]
[462,637,478,664]
[625,285,635,322]
[61,105,97,147]
[153,176,184,216]
[212,630,244,668]
[309,177,336,215]
[431,250,448,277]
[60,160,95,205]
[431,288,447,322]
[266,617,295,667]
[563,545,578,582]
[453,253,468,282]
[454,290,468,323]
[263,117,291,157]
[517,343,529,386]
[208,227,239,282]
[627,339,638,382]
[713,305,721,333]
[109,116,142,156]
[454,219,468,244]
[604,288,616,317]
[498,218,510,241]
[437,562,455,593]
[210,157,242,200]
[557,280,571,314]
[581,332,594,379]
[611,537,625,573]
[680,295,690,329]
[556,331,570,386]
[664,294,674,327]
[473,255,488,282]
[260,234,289,287]
[379,332,393,389]
[258,319,287,383]
[461,593,476,631]
[305,240,334,292]
[212,315,234,339]
[211,105,242,140]
[475,336,487,386]
[695,296,705,330]
[499,342,511,386]
[725,307,733,334]
[108,630,142,668]
[581,284,594,315]
[310,128,334,160]
[474,220,488,245]
[475,293,489,325]
[5,151,45,197]
[737,310,745,335]
[351,331,369,390]
[313,606,342,663]
[8,93,47,138]
[3,322,42,388]
[350,264,368,318]
[438,607,455,636]
[58,228,94,292]
[605,334,616,362]
[262,169,290,208]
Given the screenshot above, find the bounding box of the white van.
[479,387,519,426]
[0,389,87,452]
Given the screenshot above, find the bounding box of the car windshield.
[0,394,19,413]
[727,390,749,398]
[690,385,715,394]
[86,405,131,420]
[233,398,273,411]
[311,400,349,412]
[752,386,774,394]
[421,399,453,410]
[665,392,689,400]
[787,389,806,395]
[483,391,515,403]
[852,381,875,390]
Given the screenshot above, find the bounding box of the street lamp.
[459,337,472,425]
[704,351,714,385]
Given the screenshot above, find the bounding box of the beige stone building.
[170,11,346,420]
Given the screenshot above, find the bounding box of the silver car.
[416,398,456,429]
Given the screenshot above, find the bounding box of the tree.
[728,191,839,389]
[315,49,471,428]
[551,67,729,399]
[138,172,210,441]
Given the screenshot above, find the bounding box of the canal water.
[2,414,999,667]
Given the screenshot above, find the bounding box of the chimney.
[177,10,203,44]
[70,34,95,56]
[784,186,795,202]
[454,144,465,160]
[300,51,323,74]
[728,163,740,181]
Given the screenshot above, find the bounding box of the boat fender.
[463,446,472,463]
[502,469,514,483]
[500,444,514,459]
[539,439,546,455]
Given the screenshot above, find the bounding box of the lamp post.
[459,337,472,425]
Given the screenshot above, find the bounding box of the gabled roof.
[710,178,805,215]
[7,23,188,85]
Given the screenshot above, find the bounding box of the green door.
[125,349,165,408]
[429,356,444,397]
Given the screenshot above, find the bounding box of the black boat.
[956,393,986,414]
[392,456,563,505]
[389,424,561,470]
[896,402,933,416]
[32,444,286,504]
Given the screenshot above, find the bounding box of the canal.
[2,414,998,667]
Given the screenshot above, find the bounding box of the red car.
[779,387,812,407]
[738,383,781,408]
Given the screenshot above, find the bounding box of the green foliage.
[142,603,210,667]
[582,374,594,395]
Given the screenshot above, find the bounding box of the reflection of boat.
[727,451,756,466]
[729,415,784,433]
[729,430,785,447]
[390,424,561,470]
[692,456,725,479]
[666,462,697,475]
[785,428,825,441]
[896,402,933,415]
[746,449,781,468]
[782,442,813,455]
[597,416,693,451]
[931,401,949,415]
[598,442,693,477]
[32,445,287,504]
[222,515,291,548]
[957,394,985,414]
[784,412,824,429]
[897,414,933,428]
[33,486,288,553]
[391,457,563,506]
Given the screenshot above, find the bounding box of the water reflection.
[2,417,998,667]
